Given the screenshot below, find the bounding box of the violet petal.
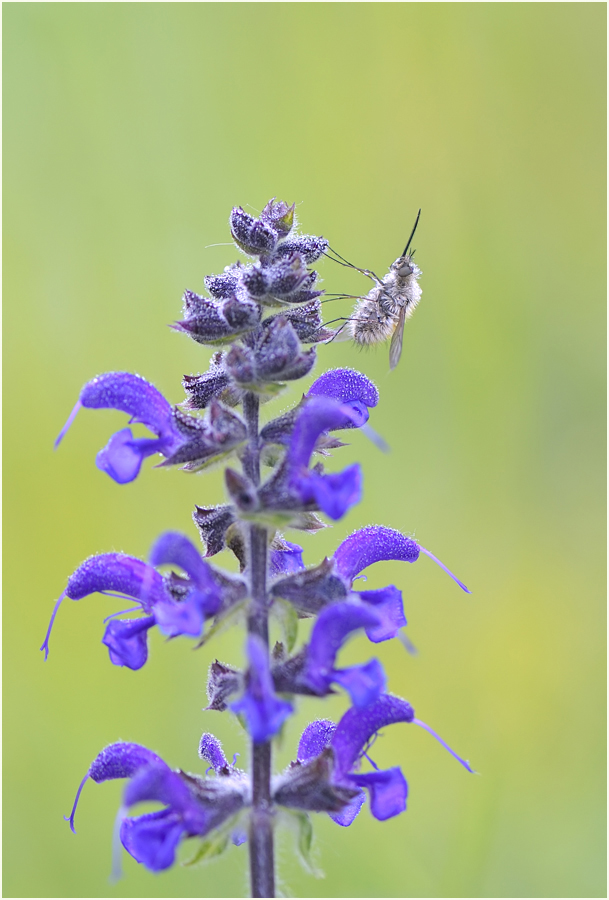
[332,659,386,709]
[230,636,293,743]
[328,790,366,827]
[349,767,408,820]
[356,585,407,642]
[297,720,337,763]
[120,810,185,872]
[334,526,420,582]
[331,694,415,778]
[102,616,155,670]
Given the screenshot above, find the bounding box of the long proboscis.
[402,208,422,257]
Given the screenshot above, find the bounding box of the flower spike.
[51,198,473,888]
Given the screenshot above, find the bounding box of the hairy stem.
[244,391,275,898]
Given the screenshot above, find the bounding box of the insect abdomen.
[349,296,397,346]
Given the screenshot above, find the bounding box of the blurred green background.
[3,4,606,898]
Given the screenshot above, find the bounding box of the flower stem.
[244,392,275,898]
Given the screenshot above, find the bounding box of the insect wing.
[389,306,407,369]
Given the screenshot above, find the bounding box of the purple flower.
[273,526,468,648]
[148,531,229,637]
[269,539,305,577]
[302,602,386,707]
[230,636,293,743]
[274,694,473,827]
[260,367,380,450]
[334,524,471,593]
[307,367,379,430]
[330,694,474,816]
[41,533,238,668]
[259,397,364,522]
[66,740,247,872]
[55,372,184,484]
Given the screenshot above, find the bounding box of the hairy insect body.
[349,254,422,368]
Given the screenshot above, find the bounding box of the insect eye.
[398,262,413,277]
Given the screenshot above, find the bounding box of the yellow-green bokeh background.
[3,4,606,898]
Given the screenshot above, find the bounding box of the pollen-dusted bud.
[230,207,278,256]
[260,198,296,237]
[275,235,329,264]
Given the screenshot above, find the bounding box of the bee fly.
[324,209,422,370]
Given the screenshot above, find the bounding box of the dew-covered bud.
[182,353,232,410]
[267,254,311,298]
[241,265,270,298]
[226,318,316,388]
[250,318,316,382]
[275,235,329,264]
[263,300,334,344]
[173,291,261,346]
[260,198,295,237]
[204,264,242,299]
[230,207,278,256]
[162,401,247,471]
[224,344,257,387]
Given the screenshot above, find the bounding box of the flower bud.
[260,198,295,237]
[230,207,278,256]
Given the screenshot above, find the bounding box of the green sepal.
[195,599,247,649]
[283,810,323,878]
[272,597,299,654]
[183,830,230,867]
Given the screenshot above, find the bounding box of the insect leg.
[320,293,369,305]
[321,316,356,328]
[324,246,385,285]
[323,323,350,345]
